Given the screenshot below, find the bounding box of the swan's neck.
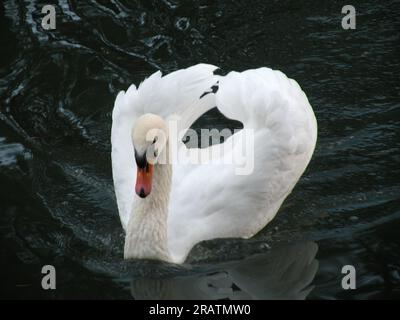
[124,161,172,262]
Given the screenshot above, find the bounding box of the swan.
[111,64,317,264]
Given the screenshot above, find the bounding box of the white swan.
[111,64,317,264]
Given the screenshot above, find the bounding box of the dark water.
[0,0,399,299]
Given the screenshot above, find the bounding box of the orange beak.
[135,164,154,198]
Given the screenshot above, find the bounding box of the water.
[0,0,399,299]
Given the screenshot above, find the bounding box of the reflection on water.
[131,242,318,300]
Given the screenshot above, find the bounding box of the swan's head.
[131,113,168,198]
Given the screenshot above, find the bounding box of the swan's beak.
[134,150,154,198]
[135,165,154,198]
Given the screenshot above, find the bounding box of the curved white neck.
[124,158,172,262]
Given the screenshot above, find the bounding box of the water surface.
[0,0,399,299]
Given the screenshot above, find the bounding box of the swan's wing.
[168,67,317,262]
[111,64,218,229]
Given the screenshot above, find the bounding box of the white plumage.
[111,64,317,263]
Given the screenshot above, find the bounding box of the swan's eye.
[153,137,157,144]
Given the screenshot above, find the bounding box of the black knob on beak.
[139,188,147,198]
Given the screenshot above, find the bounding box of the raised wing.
[111,64,218,229]
[168,68,318,262]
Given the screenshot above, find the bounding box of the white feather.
[111,64,218,230]
[111,64,318,263]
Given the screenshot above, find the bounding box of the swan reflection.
[130,241,318,300]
